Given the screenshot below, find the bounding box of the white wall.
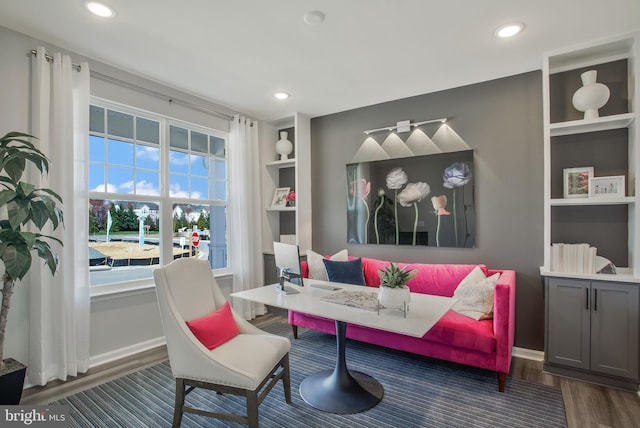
[0,25,237,369]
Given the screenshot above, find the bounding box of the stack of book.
[550,243,597,274]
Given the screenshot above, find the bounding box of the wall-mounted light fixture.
[363,118,447,135]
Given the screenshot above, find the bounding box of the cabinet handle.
[594,288,597,311]
[585,288,589,310]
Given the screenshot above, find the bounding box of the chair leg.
[291,325,298,339]
[246,391,259,428]
[497,372,507,392]
[173,378,186,427]
[282,354,292,404]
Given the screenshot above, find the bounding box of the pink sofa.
[288,257,516,392]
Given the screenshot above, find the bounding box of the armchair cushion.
[186,301,240,349]
[323,257,366,285]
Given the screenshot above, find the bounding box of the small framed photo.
[589,175,625,198]
[271,187,290,208]
[563,167,594,199]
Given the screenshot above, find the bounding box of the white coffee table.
[231,280,454,414]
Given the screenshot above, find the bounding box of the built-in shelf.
[540,267,637,283]
[550,113,634,137]
[266,207,296,212]
[266,159,295,169]
[549,196,635,206]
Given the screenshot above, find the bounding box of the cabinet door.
[591,281,639,379]
[546,278,590,369]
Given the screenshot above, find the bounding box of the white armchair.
[154,258,291,427]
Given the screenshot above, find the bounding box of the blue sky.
[89,136,226,199]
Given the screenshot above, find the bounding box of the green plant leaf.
[34,240,58,275]
[7,200,29,229]
[0,244,32,280]
[0,189,16,206]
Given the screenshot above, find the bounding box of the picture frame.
[589,175,625,198]
[563,167,594,199]
[271,187,290,208]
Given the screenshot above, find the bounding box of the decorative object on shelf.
[595,255,617,274]
[275,131,293,161]
[270,187,290,208]
[377,263,417,316]
[589,175,625,198]
[572,70,610,120]
[550,243,598,274]
[285,191,296,207]
[563,166,594,198]
[279,234,296,245]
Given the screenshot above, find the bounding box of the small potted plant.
[378,262,417,311]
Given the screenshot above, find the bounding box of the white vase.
[378,285,411,309]
[275,131,293,160]
[571,70,610,120]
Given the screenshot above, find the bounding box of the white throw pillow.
[307,249,348,281]
[452,267,500,320]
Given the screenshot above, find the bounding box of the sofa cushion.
[307,249,348,281]
[424,310,496,354]
[361,257,488,297]
[452,267,501,320]
[323,258,366,285]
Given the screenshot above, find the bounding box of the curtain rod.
[31,48,235,122]
[30,49,82,72]
[90,71,235,121]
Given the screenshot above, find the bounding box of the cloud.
[136,146,160,161]
[136,180,160,196]
[91,183,118,193]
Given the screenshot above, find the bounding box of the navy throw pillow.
[322,258,366,286]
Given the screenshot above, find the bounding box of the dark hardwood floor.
[21,312,640,428]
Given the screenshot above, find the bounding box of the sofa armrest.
[489,269,516,374]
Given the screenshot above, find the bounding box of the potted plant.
[0,132,63,404]
[378,262,417,311]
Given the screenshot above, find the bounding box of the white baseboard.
[512,346,544,362]
[89,337,166,369]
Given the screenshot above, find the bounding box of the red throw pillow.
[186,301,240,349]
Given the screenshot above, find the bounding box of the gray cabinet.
[545,277,639,388]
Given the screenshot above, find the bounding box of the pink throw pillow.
[186,301,240,349]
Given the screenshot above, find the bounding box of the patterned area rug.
[56,319,566,427]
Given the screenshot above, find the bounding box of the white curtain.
[229,115,265,319]
[28,47,91,385]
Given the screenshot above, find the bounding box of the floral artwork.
[346,150,474,247]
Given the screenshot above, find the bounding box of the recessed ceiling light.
[85,1,116,18]
[303,11,325,25]
[494,22,524,38]
[274,92,290,100]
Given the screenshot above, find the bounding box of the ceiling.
[0,1,639,121]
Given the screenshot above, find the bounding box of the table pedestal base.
[299,369,383,414]
[298,320,384,414]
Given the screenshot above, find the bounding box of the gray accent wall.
[310,71,545,350]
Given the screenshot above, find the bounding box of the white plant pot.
[275,131,293,160]
[572,70,610,120]
[378,285,411,309]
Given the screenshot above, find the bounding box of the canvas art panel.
[346,150,475,248]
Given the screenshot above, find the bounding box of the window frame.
[88,97,232,295]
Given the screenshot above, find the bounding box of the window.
[88,101,228,288]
